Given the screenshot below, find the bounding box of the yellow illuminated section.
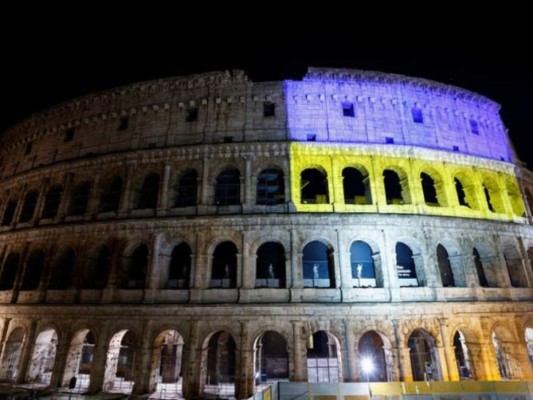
[290,142,526,222]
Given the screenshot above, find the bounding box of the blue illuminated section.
[283,68,513,163]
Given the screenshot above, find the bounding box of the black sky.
[1,29,531,168]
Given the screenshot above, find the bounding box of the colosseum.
[0,67,532,399]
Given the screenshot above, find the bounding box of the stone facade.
[0,69,532,399]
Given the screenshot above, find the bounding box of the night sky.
[1,32,531,168]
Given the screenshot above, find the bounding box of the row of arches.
[301,166,525,217]
[1,324,531,396]
[0,167,286,227]
[1,238,531,295]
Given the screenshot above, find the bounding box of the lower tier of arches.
[0,302,532,399]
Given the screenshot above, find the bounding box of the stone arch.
[492,325,517,380]
[0,327,25,382]
[0,252,20,290]
[133,171,160,210]
[482,175,505,213]
[62,329,96,390]
[349,240,382,288]
[214,167,241,206]
[437,239,466,287]
[122,243,149,289]
[19,190,39,223]
[148,329,186,397]
[48,246,76,290]
[210,241,238,288]
[165,242,192,289]
[26,328,59,385]
[255,242,286,288]
[342,165,372,205]
[502,243,528,288]
[528,246,533,277]
[20,248,46,291]
[103,329,138,394]
[256,167,285,205]
[170,168,198,208]
[98,175,123,213]
[407,329,441,381]
[302,240,336,288]
[505,178,525,217]
[1,198,18,226]
[41,184,63,219]
[200,330,237,397]
[395,241,425,287]
[383,166,410,205]
[453,330,475,380]
[420,168,446,207]
[306,330,342,382]
[454,172,479,210]
[253,330,289,385]
[68,180,91,216]
[301,167,329,204]
[81,244,110,289]
[357,330,394,382]
[525,326,533,371]
[472,243,496,287]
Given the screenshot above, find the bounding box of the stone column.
[391,320,405,381]
[236,321,254,399]
[290,230,302,292]
[182,321,201,399]
[88,323,110,393]
[343,320,357,382]
[399,345,413,382]
[241,232,253,289]
[86,172,101,217]
[132,322,153,395]
[119,164,135,215]
[56,173,73,219]
[467,342,490,380]
[290,321,307,382]
[242,153,254,211]
[144,234,162,303]
[438,318,456,381]
[32,178,50,225]
[158,163,171,212]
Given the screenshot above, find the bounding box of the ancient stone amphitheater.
[0,68,532,399]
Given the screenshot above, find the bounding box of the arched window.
[453,331,474,380]
[301,169,329,204]
[26,329,58,385]
[483,180,504,213]
[506,180,525,217]
[503,245,528,288]
[302,241,334,288]
[149,330,186,397]
[256,242,286,288]
[62,330,95,390]
[254,331,289,384]
[342,167,371,205]
[306,331,341,382]
[492,332,512,379]
[48,247,75,290]
[124,245,148,289]
[167,243,191,289]
[211,241,237,288]
[525,328,533,370]
[99,176,122,212]
[20,250,45,290]
[473,247,489,287]
[215,169,240,206]
[136,173,160,209]
[350,241,377,288]
[173,169,197,207]
[454,178,469,207]
[19,190,39,222]
[526,188,533,217]
[437,244,455,287]
[203,331,236,395]
[384,170,408,205]
[0,327,25,382]
[358,331,392,382]
[421,173,439,206]
[408,329,440,381]
[41,185,63,219]
[81,245,110,289]
[1,200,17,226]
[396,242,420,287]
[0,253,19,290]
[69,181,91,216]
[103,330,136,394]
[256,168,285,205]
